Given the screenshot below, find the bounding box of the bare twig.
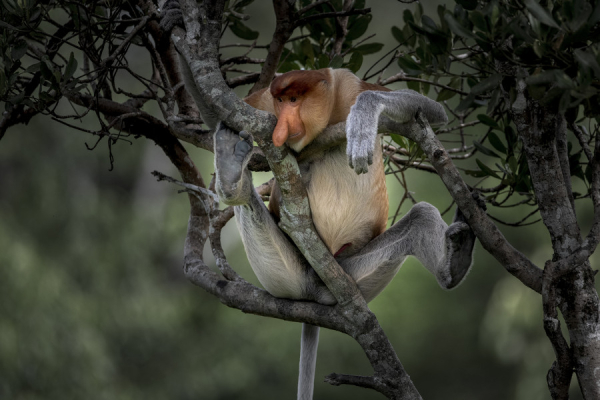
[380,73,468,95]
[295,8,371,27]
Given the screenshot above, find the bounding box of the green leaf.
[524,0,561,29]
[346,15,372,41]
[391,26,404,43]
[278,61,299,73]
[397,56,422,76]
[403,9,415,25]
[474,141,501,158]
[229,19,259,40]
[477,114,499,129]
[491,5,500,27]
[316,54,329,69]
[470,74,502,95]
[507,156,518,173]
[488,132,507,154]
[390,133,406,148]
[407,80,420,92]
[300,38,315,68]
[421,15,441,35]
[352,43,384,55]
[346,52,363,73]
[436,88,456,101]
[444,13,476,39]
[329,54,343,69]
[476,159,501,178]
[26,62,41,73]
[469,11,487,32]
[64,52,78,81]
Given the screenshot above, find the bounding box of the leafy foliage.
[383,0,600,217]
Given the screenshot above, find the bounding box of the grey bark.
[507,73,600,399]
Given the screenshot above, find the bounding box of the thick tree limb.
[506,73,600,399]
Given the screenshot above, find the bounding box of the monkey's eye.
[278,98,282,102]
[290,97,297,103]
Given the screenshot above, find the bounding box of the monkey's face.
[272,94,306,148]
[270,69,333,152]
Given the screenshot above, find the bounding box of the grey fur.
[346,90,448,174]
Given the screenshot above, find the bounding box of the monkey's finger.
[346,141,355,169]
[352,152,369,174]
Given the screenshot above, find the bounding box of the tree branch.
[542,262,573,400]
[247,0,296,94]
[295,8,371,27]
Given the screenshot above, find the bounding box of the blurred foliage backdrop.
[1,1,600,399]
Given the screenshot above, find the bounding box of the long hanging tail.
[297,323,320,400]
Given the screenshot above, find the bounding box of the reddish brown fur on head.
[270,69,330,99]
[269,69,333,151]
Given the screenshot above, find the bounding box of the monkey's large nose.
[272,119,289,147]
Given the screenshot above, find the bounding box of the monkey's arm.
[346,90,448,174]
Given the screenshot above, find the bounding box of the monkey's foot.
[441,221,476,289]
[159,0,184,32]
[214,123,253,204]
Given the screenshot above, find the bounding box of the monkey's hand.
[346,92,382,175]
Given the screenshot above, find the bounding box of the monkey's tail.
[297,323,320,400]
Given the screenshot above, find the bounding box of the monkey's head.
[270,69,334,152]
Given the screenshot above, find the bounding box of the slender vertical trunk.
[516,104,600,398]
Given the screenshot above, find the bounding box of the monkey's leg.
[214,124,334,304]
[339,202,475,302]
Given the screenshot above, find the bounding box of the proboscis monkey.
[159,3,476,398]
[210,69,476,400]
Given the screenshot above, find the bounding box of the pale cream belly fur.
[305,145,388,257]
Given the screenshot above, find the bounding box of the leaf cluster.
[387,0,600,220]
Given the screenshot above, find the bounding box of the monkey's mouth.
[288,132,303,140]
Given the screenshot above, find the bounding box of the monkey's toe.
[159,0,184,32]
[215,123,253,194]
[442,222,475,289]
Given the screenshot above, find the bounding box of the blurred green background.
[2,1,600,399]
